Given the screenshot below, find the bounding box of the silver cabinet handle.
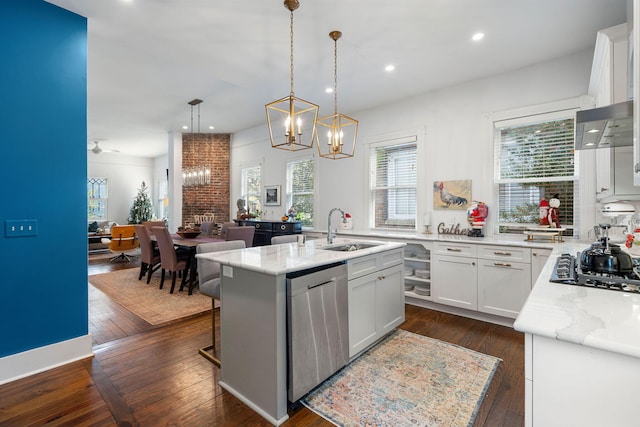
[378,275,386,280]
[494,251,511,256]
[494,262,512,267]
[446,247,462,252]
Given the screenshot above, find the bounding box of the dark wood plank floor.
[0,256,524,426]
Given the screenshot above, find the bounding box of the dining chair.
[218,221,236,240]
[142,220,165,236]
[104,225,139,262]
[271,235,299,245]
[196,240,246,366]
[134,224,161,284]
[225,226,256,248]
[153,226,191,294]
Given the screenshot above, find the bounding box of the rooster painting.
[434,180,471,210]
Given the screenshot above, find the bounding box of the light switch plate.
[5,219,38,237]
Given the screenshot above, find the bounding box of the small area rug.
[301,329,501,427]
[89,268,213,325]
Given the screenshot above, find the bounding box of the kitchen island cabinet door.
[431,254,477,310]
[348,273,378,357]
[348,264,404,358]
[375,264,404,336]
[477,259,531,319]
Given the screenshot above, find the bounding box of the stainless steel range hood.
[575,100,633,149]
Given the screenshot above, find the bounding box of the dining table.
[151,233,225,295]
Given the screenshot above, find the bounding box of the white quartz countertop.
[514,241,640,359]
[195,238,405,276]
[310,228,557,249]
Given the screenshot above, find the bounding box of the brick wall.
[182,133,230,224]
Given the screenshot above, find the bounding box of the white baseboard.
[0,335,94,385]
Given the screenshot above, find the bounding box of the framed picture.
[433,180,472,210]
[264,185,281,206]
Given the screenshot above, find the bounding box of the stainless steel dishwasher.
[287,262,348,402]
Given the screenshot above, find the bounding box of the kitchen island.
[513,242,640,427]
[196,238,405,426]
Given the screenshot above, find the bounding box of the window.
[494,114,576,235]
[241,164,262,214]
[370,137,417,230]
[88,177,108,220]
[286,157,314,227]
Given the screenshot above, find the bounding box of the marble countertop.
[309,228,557,249]
[195,237,405,276]
[514,241,640,359]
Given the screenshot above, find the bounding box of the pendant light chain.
[333,36,338,115]
[289,9,295,97]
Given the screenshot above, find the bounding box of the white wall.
[230,49,597,237]
[88,153,156,225]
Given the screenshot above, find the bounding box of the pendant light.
[265,0,318,152]
[316,31,358,160]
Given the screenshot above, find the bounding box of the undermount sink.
[322,242,381,252]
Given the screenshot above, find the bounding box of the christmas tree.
[128,181,153,224]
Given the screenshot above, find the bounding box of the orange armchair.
[104,225,139,262]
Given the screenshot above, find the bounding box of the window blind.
[494,117,576,233]
[370,138,417,230]
[286,158,314,226]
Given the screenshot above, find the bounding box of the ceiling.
[45,0,629,158]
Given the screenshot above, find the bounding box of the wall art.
[433,180,472,210]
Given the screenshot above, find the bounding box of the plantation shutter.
[494,115,576,232]
[370,137,417,230]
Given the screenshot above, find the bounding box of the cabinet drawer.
[478,245,531,263]
[380,248,404,269]
[433,241,477,257]
[347,249,403,280]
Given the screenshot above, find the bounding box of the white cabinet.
[347,249,404,358]
[477,245,531,319]
[432,242,478,310]
[477,259,531,319]
[531,248,552,285]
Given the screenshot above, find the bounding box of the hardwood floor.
[0,257,524,426]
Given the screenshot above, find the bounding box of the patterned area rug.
[301,329,501,427]
[89,268,214,325]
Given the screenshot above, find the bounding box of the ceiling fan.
[89,140,119,154]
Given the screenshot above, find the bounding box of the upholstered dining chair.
[142,220,165,236]
[225,226,255,248]
[218,221,236,240]
[153,226,190,294]
[196,240,246,366]
[271,235,299,245]
[133,224,161,284]
[104,225,139,262]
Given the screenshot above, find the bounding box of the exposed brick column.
[181,133,230,225]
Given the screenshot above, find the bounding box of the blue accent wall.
[0,0,87,357]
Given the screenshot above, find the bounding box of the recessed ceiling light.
[182,125,188,130]
[385,65,395,72]
[587,128,600,133]
[325,87,334,93]
[472,32,485,41]
[209,126,215,130]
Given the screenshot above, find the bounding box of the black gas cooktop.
[550,252,640,294]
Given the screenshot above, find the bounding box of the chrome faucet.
[327,208,346,244]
